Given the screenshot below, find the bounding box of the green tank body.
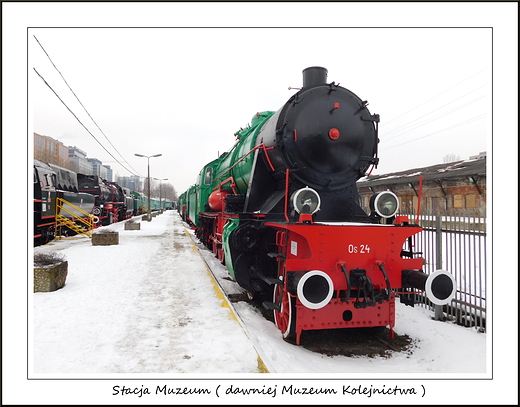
[187,111,275,222]
[187,184,198,225]
[183,112,275,278]
[197,153,230,213]
[212,111,275,194]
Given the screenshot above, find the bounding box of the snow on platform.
[31,210,268,375]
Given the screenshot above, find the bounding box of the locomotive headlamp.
[370,191,399,218]
[292,187,321,214]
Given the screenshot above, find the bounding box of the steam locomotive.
[33,159,171,246]
[179,67,456,344]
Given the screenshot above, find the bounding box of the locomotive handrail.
[339,264,351,302]
[258,143,276,171]
[284,169,290,222]
[212,176,238,194]
[56,197,95,220]
[215,143,276,182]
[377,262,392,301]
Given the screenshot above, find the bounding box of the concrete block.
[34,261,68,292]
[124,221,141,230]
[92,231,119,246]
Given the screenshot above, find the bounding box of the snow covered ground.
[31,212,264,376]
[197,233,487,376]
[3,210,516,405]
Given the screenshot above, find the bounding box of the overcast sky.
[28,26,490,195]
[10,3,509,196]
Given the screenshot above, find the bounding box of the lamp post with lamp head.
[135,153,162,221]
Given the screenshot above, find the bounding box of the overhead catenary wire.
[382,113,486,151]
[33,68,141,177]
[377,70,487,151]
[33,35,142,177]
[382,89,486,141]
[383,69,487,126]
[382,95,486,143]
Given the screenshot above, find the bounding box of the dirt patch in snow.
[297,327,415,358]
[228,293,415,358]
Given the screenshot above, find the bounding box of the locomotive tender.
[179,67,456,344]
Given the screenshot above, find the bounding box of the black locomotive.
[180,66,457,344]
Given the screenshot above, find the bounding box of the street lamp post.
[154,178,168,210]
[135,153,162,221]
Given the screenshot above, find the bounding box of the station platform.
[32,210,268,375]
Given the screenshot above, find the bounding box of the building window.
[35,135,45,150]
[431,197,440,213]
[453,195,463,208]
[400,195,414,214]
[466,194,476,208]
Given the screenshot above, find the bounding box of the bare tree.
[162,183,177,201]
[150,180,177,201]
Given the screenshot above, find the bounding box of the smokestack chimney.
[302,66,328,88]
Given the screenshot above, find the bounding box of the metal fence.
[400,208,487,332]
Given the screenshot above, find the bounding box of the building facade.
[34,133,72,170]
[105,166,113,182]
[34,133,117,182]
[88,158,108,180]
[68,145,92,175]
[357,155,487,218]
[117,175,142,191]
